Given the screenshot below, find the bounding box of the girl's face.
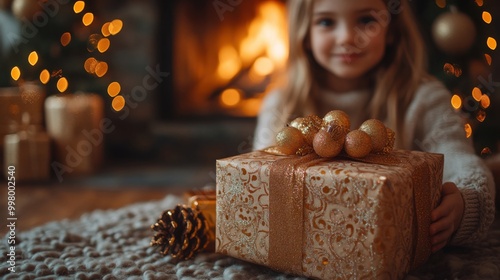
[309,0,389,86]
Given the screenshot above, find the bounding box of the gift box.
[216,150,443,280]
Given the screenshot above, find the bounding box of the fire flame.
[217,1,288,83]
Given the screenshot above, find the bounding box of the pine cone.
[150,204,210,260]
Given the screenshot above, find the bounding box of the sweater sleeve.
[252,90,289,151]
[407,80,496,245]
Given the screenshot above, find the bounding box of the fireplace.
[156,0,288,119]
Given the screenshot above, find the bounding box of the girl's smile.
[309,0,389,91]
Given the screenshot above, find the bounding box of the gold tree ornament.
[151,205,210,260]
[276,126,307,155]
[344,130,373,158]
[313,122,347,158]
[323,110,351,130]
[432,7,477,55]
[359,119,388,153]
[293,115,322,145]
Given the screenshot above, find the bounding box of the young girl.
[253,0,496,253]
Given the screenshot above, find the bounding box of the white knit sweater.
[253,80,496,245]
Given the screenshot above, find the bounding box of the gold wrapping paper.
[216,150,443,280]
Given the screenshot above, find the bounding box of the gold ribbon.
[268,153,326,274]
[358,152,443,269]
[266,150,443,274]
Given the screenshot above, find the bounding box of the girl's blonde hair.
[283,0,429,147]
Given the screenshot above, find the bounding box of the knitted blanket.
[1,195,499,280]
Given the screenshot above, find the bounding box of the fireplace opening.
[157,0,288,120]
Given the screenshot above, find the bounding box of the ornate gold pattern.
[216,150,443,279]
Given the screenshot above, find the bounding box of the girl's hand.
[430,182,464,252]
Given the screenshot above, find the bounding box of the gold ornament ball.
[359,119,387,153]
[323,110,351,130]
[432,9,476,55]
[289,117,303,129]
[344,130,372,158]
[276,126,306,155]
[293,115,322,145]
[313,123,346,158]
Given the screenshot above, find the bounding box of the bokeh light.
[57,77,69,93]
[451,94,462,109]
[60,32,72,46]
[82,12,94,26]
[472,87,482,101]
[480,94,491,108]
[443,63,455,76]
[107,82,121,97]
[476,110,486,122]
[482,11,492,24]
[73,1,85,13]
[481,147,492,156]
[253,57,274,76]
[220,88,242,107]
[84,57,98,74]
[11,66,21,81]
[435,0,446,8]
[28,51,38,66]
[39,69,50,84]
[464,123,472,138]
[487,37,497,50]
[97,38,110,53]
[485,54,492,65]
[475,0,483,6]
[109,19,123,35]
[95,61,108,77]
[87,33,102,52]
[101,22,111,37]
[112,96,125,112]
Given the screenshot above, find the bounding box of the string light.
[472,87,482,101]
[451,94,462,109]
[39,69,50,84]
[73,1,85,13]
[11,66,21,81]
[60,32,71,46]
[28,51,38,66]
[112,95,125,112]
[97,38,110,53]
[57,77,69,92]
[487,37,497,50]
[107,82,121,97]
[109,19,123,35]
[482,11,492,24]
[82,12,94,26]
